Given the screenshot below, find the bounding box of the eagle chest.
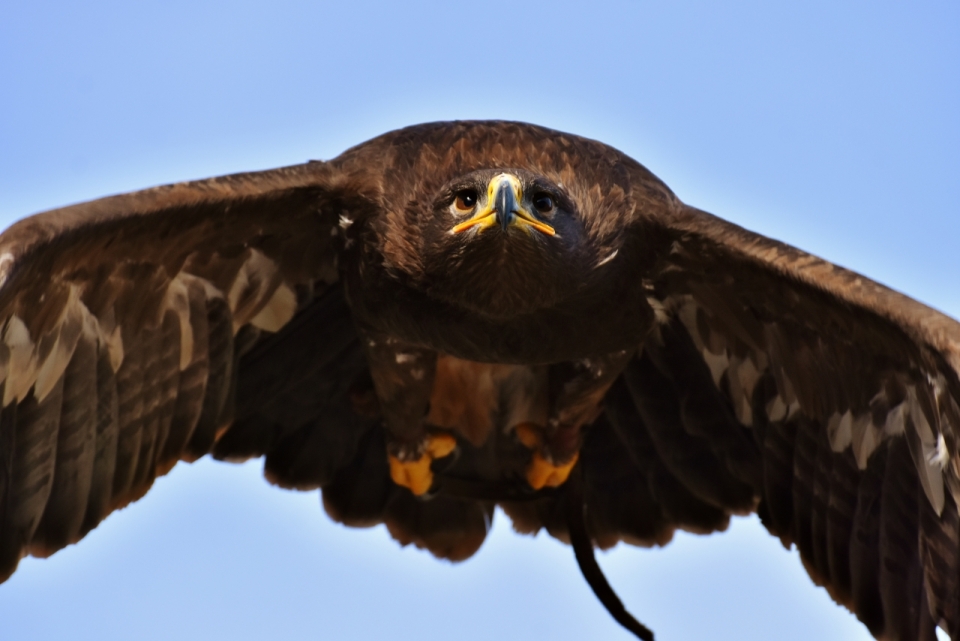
[426,355,548,448]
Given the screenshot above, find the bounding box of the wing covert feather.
[0,162,344,581]
[630,202,960,639]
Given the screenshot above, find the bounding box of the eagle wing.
[592,204,959,639]
[2,123,958,641]
[0,162,346,580]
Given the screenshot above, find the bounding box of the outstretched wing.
[0,162,345,580]
[500,201,959,640]
[621,204,959,640]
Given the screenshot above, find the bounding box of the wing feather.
[878,437,924,639]
[31,328,97,553]
[0,161,343,581]
[80,346,119,537]
[634,202,960,638]
[920,491,959,636]
[160,276,211,467]
[184,296,233,460]
[111,323,147,504]
[850,444,887,636]
[1,376,63,567]
[603,377,729,533]
[623,342,757,512]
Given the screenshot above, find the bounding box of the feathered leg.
[361,330,455,496]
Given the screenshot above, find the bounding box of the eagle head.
[415,167,598,319]
[336,121,675,329]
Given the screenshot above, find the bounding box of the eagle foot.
[514,423,579,490]
[388,432,458,496]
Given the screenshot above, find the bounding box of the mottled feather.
[0,121,956,641]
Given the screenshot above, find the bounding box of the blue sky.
[0,2,957,640]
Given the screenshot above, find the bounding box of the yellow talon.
[514,423,579,490]
[514,422,542,450]
[388,433,457,496]
[425,433,457,458]
[526,449,579,490]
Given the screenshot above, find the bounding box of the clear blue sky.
[1,2,957,640]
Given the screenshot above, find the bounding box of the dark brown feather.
[1,377,62,576]
[185,296,233,459]
[0,159,341,577]
[0,121,958,640]
[622,353,756,511]
[79,346,119,537]
[603,376,729,534]
[110,324,147,505]
[31,330,97,553]
[850,444,887,636]
[159,278,210,466]
[879,437,926,639]
[824,448,859,606]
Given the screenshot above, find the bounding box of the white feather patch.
[228,249,278,320]
[906,387,946,515]
[929,433,951,469]
[595,249,618,267]
[826,411,853,452]
[787,400,802,419]
[675,298,703,351]
[736,357,761,402]
[733,390,752,426]
[3,315,37,406]
[227,258,253,313]
[32,333,63,402]
[164,276,195,370]
[95,306,125,373]
[701,348,729,387]
[105,325,124,373]
[79,299,100,343]
[919,449,946,517]
[766,394,787,422]
[777,372,798,411]
[249,282,296,333]
[0,339,8,390]
[646,296,670,325]
[33,287,85,402]
[730,356,762,426]
[199,278,225,302]
[884,403,906,437]
[0,252,15,290]
[851,413,879,469]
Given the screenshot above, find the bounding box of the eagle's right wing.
[0,162,345,579]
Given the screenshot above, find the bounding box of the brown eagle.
[0,121,956,641]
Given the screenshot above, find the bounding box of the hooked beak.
[494,180,518,231]
[450,174,556,236]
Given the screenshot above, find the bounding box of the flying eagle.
[0,121,956,641]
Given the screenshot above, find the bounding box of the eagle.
[0,121,956,641]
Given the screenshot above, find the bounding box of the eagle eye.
[454,189,478,212]
[532,192,555,214]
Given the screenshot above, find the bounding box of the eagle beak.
[494,180,518,231]
[450,174,555,236]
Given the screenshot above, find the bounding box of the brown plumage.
[0,121,957,640]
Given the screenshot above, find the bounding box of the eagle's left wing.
[602,203,960,640]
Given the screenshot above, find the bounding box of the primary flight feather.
[0,121,956,640]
